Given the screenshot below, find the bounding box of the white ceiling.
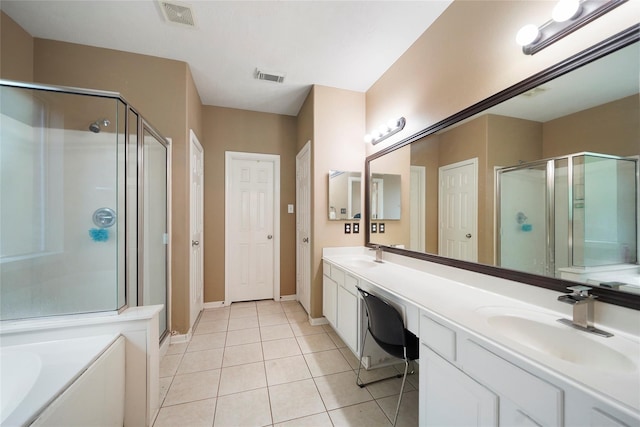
[1,0,453,116]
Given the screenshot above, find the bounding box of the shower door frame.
[495,158,557,277]
[496,151,637,277]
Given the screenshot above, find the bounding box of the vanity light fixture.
[516,0,627,55]
[364,117,406,145]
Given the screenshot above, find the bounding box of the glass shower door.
[497,162,550,276]
[142,124,168,339]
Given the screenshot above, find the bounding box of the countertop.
[323,247,640,415]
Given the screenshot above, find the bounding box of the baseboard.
[203,301,225,309]
[279,294,297,301]
[170,328,193,344]
[309,316,328,326]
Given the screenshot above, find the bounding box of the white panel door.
[189,130,204,329]
[227,155,276,302]
[296,142,311,313]
[438,159,478,262]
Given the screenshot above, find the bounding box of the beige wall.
[410,135,440,253]
[366,0,639,155]
[311,85,366,318]
[0,11,34,81]
[201,106,298,302]
[543,94,640,158]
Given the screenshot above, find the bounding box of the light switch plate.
[287,204,294,214]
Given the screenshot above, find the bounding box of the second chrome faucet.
[557,285,613,337]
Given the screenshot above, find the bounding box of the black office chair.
[356,287,419,426]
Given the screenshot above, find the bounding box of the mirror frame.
[365,24,640,310]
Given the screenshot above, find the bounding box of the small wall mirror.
[328,170,362,220]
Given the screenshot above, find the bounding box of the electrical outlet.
[371,223,377,233]
[379,223,385,233]
[344,223,351,234]
[287,204,294,214]
[353,223,359,234]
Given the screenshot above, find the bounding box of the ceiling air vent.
[255,69,285,84]
[159,1,196,27]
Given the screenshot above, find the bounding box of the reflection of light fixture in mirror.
[364,117,406,145]
[516,0,627,55]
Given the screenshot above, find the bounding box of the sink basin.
[477,307,637,373]
[341,258,379,269]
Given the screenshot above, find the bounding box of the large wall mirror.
[366,26,639,309]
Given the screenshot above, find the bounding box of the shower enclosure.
[0,80,169,340]
[496,153,638,278]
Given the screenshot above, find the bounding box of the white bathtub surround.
[0,305,163,426]
[323,247,640,423]
[1,334,123,426]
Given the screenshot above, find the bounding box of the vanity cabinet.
[322,261,359,354]
[419,309,638,427]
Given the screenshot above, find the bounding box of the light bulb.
[387,118,399,129]
[364,134,373,144]
[552,0,581,22]
[379,124,390,134]
[516,24,540,46]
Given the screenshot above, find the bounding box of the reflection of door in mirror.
[371,173,401,220]
[438,158,477,262]
[371,177,383,219]
[410,166,426,252]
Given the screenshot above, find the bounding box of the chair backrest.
[357,287,406,347]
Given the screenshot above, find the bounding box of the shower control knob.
[465,233,472,238]
[192,240,200,246]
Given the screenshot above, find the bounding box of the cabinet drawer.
[345,274,359,296]
[460,340,563,427]
[331,265,345,286]
[420,314,456,362]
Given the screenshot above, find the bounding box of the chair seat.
[372,329,419,361]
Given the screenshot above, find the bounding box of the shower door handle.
[465,233,472,238]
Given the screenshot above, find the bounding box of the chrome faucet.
[370,245,383,263]
[557,285,613,337]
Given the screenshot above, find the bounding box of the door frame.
[296,141,311,313]
[410,165,426,252]
[189,130,204,330]
[224,151,281,305]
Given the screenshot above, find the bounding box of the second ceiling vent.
[159,1,196,27]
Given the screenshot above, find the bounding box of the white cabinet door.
[323,275,337,327]
[337,285,358,353]
[420,344,498,427]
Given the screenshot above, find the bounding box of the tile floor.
[155,300,419,427]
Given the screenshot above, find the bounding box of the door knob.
[268,235,273,240]
[465,234,472,238]
[303,237,309,243]
[192,240,200,246]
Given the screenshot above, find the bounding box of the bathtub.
[0,333,124,426]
